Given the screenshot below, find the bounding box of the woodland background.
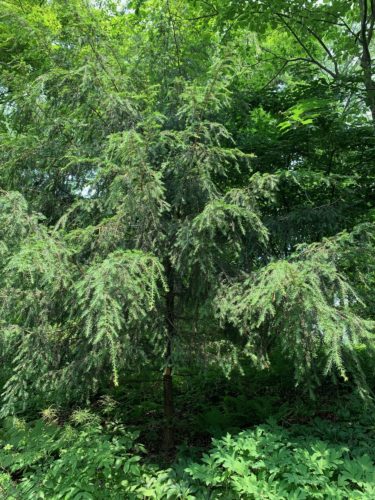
[0,0,375,498]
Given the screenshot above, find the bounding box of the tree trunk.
[162,365,174,451]
[359,0,375,125]
[162,262,175,451]
[362,63,375,124]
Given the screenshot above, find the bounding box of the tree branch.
[276,13,337,79]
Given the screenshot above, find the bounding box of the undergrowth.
[1,392,375,499]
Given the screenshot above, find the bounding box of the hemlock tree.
[0,0,374,449]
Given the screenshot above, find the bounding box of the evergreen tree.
[0,0,374,450]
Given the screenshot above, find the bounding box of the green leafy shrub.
[0,413,145,499]
[1,411,375,499]
[186,421,375,499]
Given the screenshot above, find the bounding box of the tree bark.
[162,365,174,450]
[359,0,375,125]
[162,261,175,451]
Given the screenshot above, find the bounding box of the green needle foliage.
[216,227,375,391]
[75,249,167,387]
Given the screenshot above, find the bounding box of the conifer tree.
[0,0,374,450]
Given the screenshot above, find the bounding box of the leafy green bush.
[186,421,375,499]
[1,410,375,499]
[0,412,145,499]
